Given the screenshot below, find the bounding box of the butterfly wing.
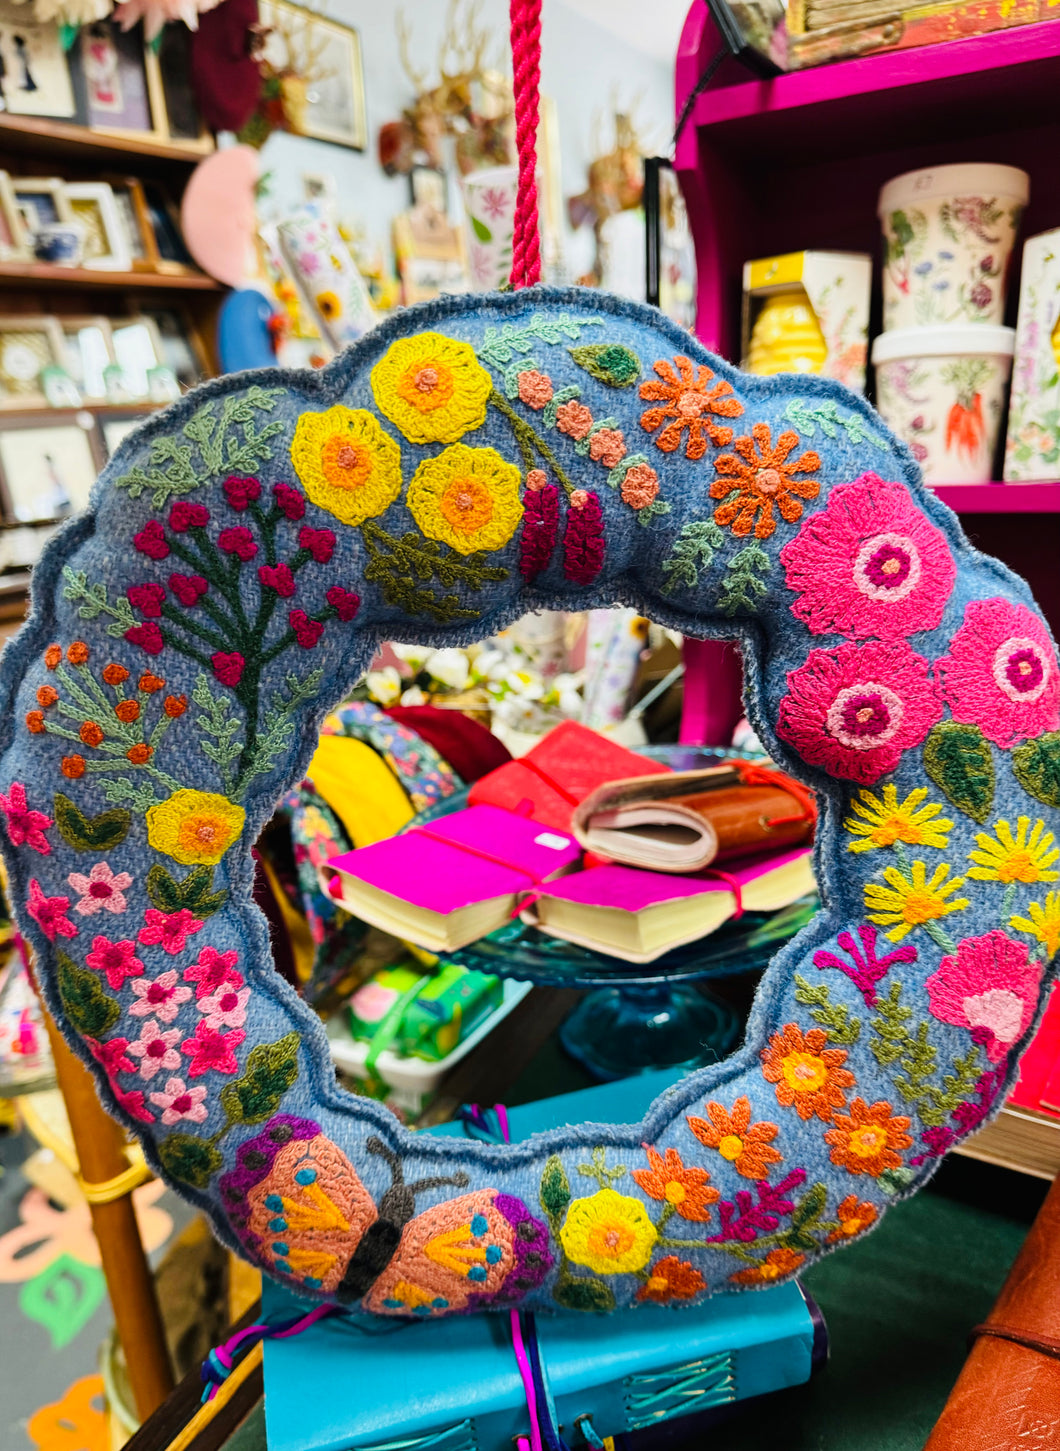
[363,1189,552,1318]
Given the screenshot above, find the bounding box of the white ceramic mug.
[460,165,518,292]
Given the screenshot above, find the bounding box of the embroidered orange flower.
[729,1246,805,1286]
[639,355,744,459]
[825,1098,912,1177]
[102,663,129,686]
[67,641,89,665]
[588,428,626,468]
[517,370,553,409]
[827,1194,878,1243]
[620,463,660,510]
[37,685,58,708]
[710,423,821,539]
[80,721,104,747]
[127,743,153,764]
[139,673,164,693]
[25,711,45,733]
[115,700,140,724]
[44,644,61,669]
[164,694,188,718]
[760,1023,854,1121]
[62,755,85,779]
[631,1146,720,1222]
[686,1096,783,1179]
[556,400,593,441]
[637,1256,706,1303]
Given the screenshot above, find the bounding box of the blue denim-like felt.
[0,285,1056,1318]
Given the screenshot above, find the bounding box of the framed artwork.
[0,317,66,407]
[0,414,103,523]
[258,0,367,150]
[111,315,178,402]
[61,316,115,400]
[0,172,31,261]
[0,520,59,572]
[154,22,209,147]
[12,177,73,234]
[101,412,149,458]
[409,167,448,214]
[70,19,155,135]
[61,182,132,272]
[143,307,209,388]
[104,175,154,270]
[140,182,195,274]
[0,5,76,118]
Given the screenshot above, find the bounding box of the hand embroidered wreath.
[1,287,1057,1317]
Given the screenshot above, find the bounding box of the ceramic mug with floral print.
[1,287,1058,1318]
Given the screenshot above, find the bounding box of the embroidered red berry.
[326,586,360,622]
[44,644,61,670]
[67,642,89,665]
[223,475,261,511]
[258,563,296,597]
[164,694,188,718]
[102,663,129,686]
[212,652,245,686]
[138,672,164,693]
[61,755,85,779]
[80,721,104,747]
[168,573,208,607]
[273,483,306,520]
[217,527,258,561]
[169,502,209,532]
[25,711,45,733]
[134,520,170,559]
[127,743,152,764]
[298,526,336,564]
[127,583,166,618]
[125,623,165,656]
[36,685,58,708]
[115,699,140,723]
[289,609,324,648]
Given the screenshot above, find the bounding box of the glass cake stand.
[416,746,817,1081]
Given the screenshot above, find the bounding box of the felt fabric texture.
[386,704,513,783]
[1,286,1058,1321]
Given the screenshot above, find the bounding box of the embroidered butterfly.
[218,1114,552,1316]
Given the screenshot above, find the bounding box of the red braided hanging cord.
[509,0,542,289]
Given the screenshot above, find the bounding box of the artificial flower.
[365,666,402,707]
[686,1096,783,1178]
[406,443,523,555]
[370,332,492,444]
[114,0,222,42]
[630,1146,719,1221]
[864,860,969,943]
[824,1098,912,1177]
[967,817,1060,885]
[559,1188,658,1276]
[844,785,953,854]
[760,1023,854,1121]
[425,648,471,691]
[146,789,246,867]
[925,929,1042,1062]
[290,406,402,526]
[936,598,1060,748]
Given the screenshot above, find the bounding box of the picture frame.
[61,182,132,272]
[153,21,211,150]
[0,316,66,408]
[12,178,73,235]
[69,18,157,137]
[104,175,155,271]
[140,181,196,275]
[0,4,76,118]
[110,315,179,402]
[0,412,103,523]
[100,411,151,458]
[61,316,115,400]
[143,307,210,389]
[409,167,448,214]
[258,0,367,151]
[0,172,31,261]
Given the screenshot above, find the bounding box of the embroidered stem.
[490,390,574,496]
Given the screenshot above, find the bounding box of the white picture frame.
[61,182,132,272]
[0,420,100,522]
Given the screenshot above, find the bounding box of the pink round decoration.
[180,146,259,287]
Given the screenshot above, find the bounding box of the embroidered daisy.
[967,817,1060,885]
[729,1247,805,1285]
[67,861,133,915]
[197,985,250,1031]
[826,1196,878,1243]
[126,1020,183,1080]
[863,860,969,943]
[1010,892,1060,959]
[128,971,192,1024]
[760,1023,854,1121]
[686,1096,783,1178]
[824,1098,912,1177]
[149,1076,209,1126]
[936,598,1060,748]
[630,1147,719,1221]
[844,785,953,854]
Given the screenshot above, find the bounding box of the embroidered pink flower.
[588,428,626,468]
[326,586,360,622]
[779,473,956,639]
[289,610,324,648]
[126,1019,182,1080]
[935,598,1060,748]
[517,371,553,409]
[184,946,243,999]
[563,489,606,586]
[127,582,166,618]
[68,861,132,916]
[198,984,250,1030]
[520,483,560,581]
[133,520,169,559]
[169,502,209,532]
[925,930,1042,1062]
[298,525,336,563]
[556,400,594,441]
[86,1035,134,1076]
[169,572,208,607]
[181,1021,245,1077]
[138,908,204,956]
[777,639,943,784]
[26,879,77,942]
[0,782,52,854]
[218,526,258,561]
[258,563,296,597]
[273,483,305,520]
[86,935,144,989]
[223,475,261,511]
[114,1086,155,1123]
[129,970,192,1023]
[149,1075,209,1126]
[212,652,245,687]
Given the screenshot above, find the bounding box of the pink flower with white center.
[198,984,250,1031]
[67,861,133,916]
[183,947,243,1000]
[126,1019,182,1080]
[26,879,77,942]
[85,935,144,990]
[138,908,204,956]
[85,1035,134,1076]
[128,970,192,1024]
[148,1075,209,1126]
[180,1021,245,1077]
[926,930,1043,1062]
[0,781,52,854]
[935,598,1060,749]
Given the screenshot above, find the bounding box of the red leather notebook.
[468,721,671,831]
[1009,982,1060,1113]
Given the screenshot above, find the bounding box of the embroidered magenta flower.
[289,610,324,648]
[326,586,360,622]
[168,573,208,607]
[588,428,626,468]
[26,880,76,942]
[556,400,594,441]
[134,520,169,559]
[149,1075,209,1126]
[926,930,1042,1062]
[129,969,192,1023]
[169,501,209,532]
[86,934,144,989]
[212,652,245,687]
[126,1019,183,1080]
[777,639,943,784]
[517,371,553,409]
[0,782,52,854]
[138,908,204,956]
[563,490,606,586]
[258,563,296,597]
[127,582,166,619]
[68,861,132,916]
[273,483,306,520]
[779,473,956,638]
[181,1021,245,1077]
[223,475,261,511]
[298,525,336,563]
[125,623,165,656]
[184,946,243,999]
[520,482,560,581]
[86,1035,134,1076]
[198,984,250,1030]
[217,526,258,561]
[935,598,1060,748]
[114,1086,154,1123]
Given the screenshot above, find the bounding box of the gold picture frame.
[0,315,66,408]
[0,172,31,261]
[258,0,367,151]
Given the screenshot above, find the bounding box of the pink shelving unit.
[673,16,1060,741]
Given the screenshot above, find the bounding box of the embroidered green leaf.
[718,545,771,617]
[553,1276,616,1313]
[159,1133,224,1189]
[96,775,163,812]
[147,864,227,919]
[923,722,995,824]
[1013,732,1060,808]
[540,1154,571,1222]
[53,793,130,852]
[780,1182,829,1251]
[889,1018,940,1112]
[61,567,136,638]
[793,974,861,1045]
[878,1166,917,1197]
[234,670,323,801]
[635,499,671,528]
[57,950,120,1039]
[220,1032,301,1124]
[868,980,914,1070]
[471,215,492,243]
[569,343,641,388]
[361,520,501,626]
[192,673,244,793]
[661,520,725,595]
[477,312,603,370]
[782,398,886,450]
[919,1044,985,1127]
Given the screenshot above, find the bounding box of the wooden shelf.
[932,482,1060,513]
[0,260,221,292]
[0,113,212,170]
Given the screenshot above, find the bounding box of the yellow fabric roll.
[257,853,317,987]
[305,734,414,847]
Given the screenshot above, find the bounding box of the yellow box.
[742,249,872,393]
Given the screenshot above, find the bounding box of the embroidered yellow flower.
[290,406,402,526]
[146,789,246,866]
[559,1188,658,1276]
[863,860,969,942]
[967,817,1060,885]
[1010,891,1060,958]
[844,785,953,854]
[371,332,493,444]
[406,443,523,555]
